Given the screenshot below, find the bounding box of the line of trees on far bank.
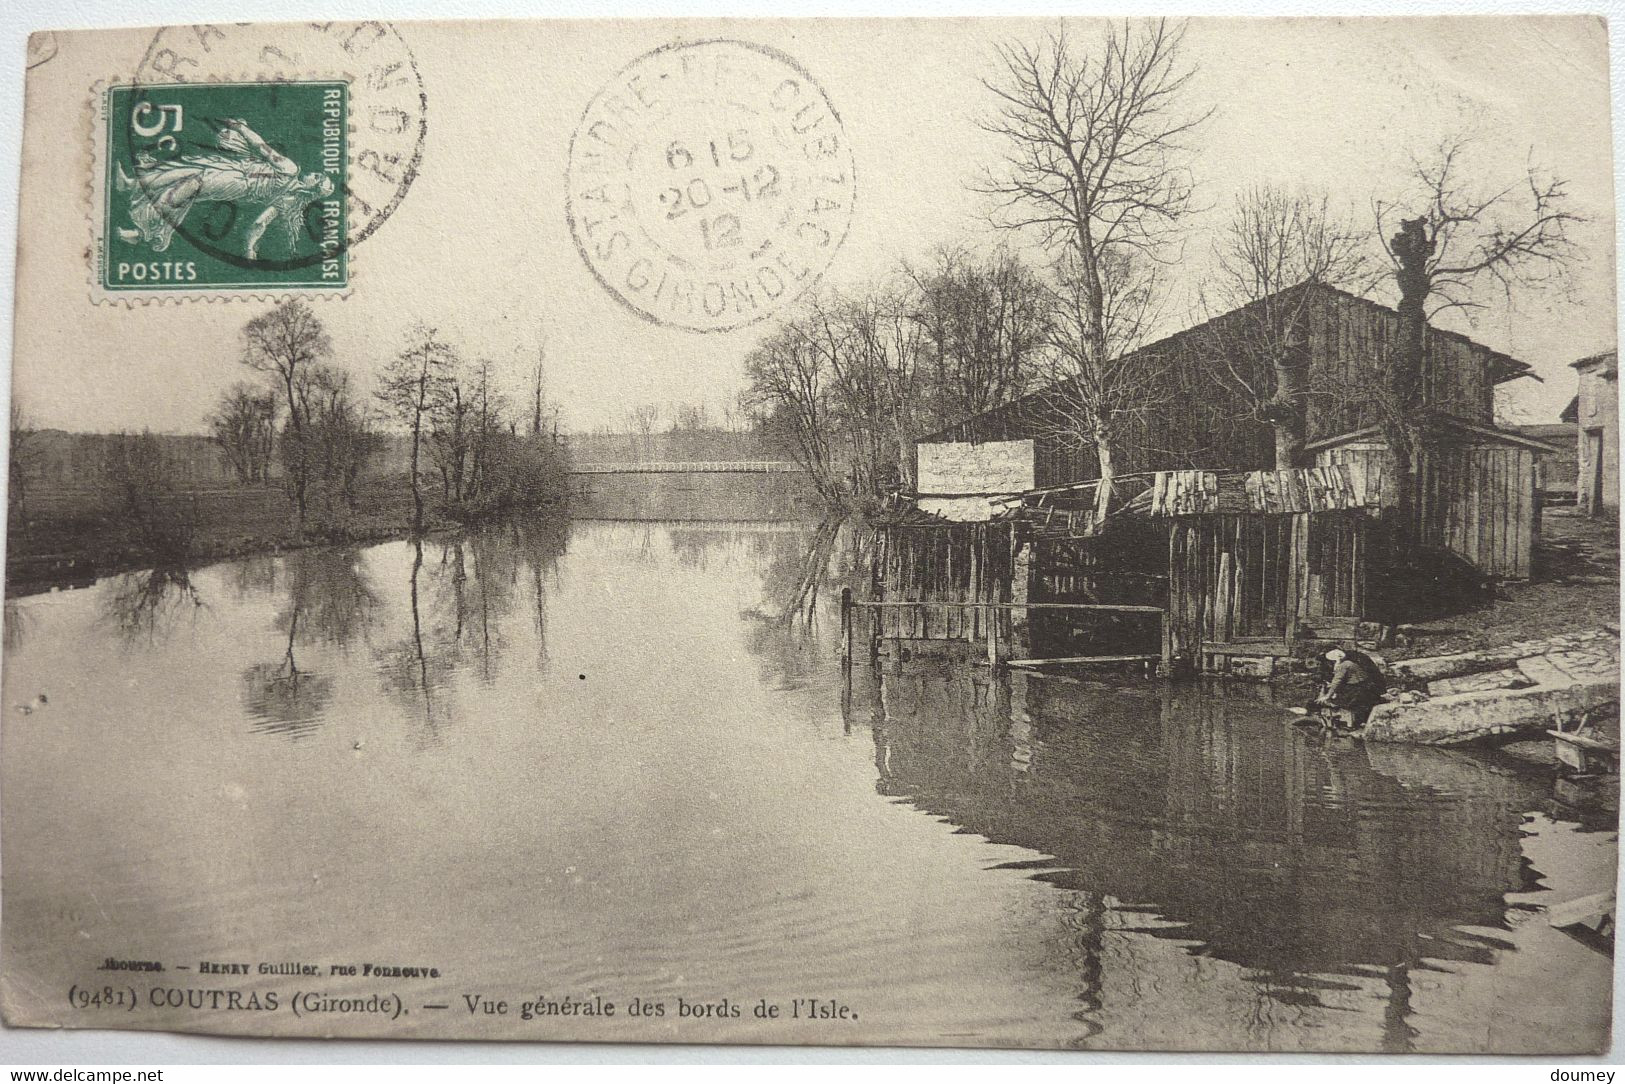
[210,301,570,536]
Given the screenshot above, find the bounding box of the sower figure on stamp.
[116,117,333,260]
[1313,647,1387,731]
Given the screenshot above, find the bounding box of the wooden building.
[920,283,1532,485]
[866,285,1554,676]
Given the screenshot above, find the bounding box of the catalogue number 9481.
[69,983,139,1012]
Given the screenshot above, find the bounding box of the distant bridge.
[567,460,814,521]
[568,460,806,475]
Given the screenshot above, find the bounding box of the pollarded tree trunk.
[1092,421,1115,523]
[1265,352,1308,469]
[1388,216,1434,549]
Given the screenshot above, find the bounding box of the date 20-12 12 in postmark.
[568,40,857,333]
[99,80,349,292]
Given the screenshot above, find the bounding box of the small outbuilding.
[1306,416,1559,581]
[1568,350,1618,517]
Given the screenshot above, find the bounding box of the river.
[0,517,1613,1051]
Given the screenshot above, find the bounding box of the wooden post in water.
[987,602,1000,668]
[840,587,853,667]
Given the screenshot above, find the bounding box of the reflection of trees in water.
[507,513,567,669]
[101,565,204,642]
[3,600,29,653]
[224,554,280,601]
[756,515,874,626]
[376,515,569,730]
[731,515,882,696]
[242,659,333,740]
[242,547,378,739]
[375,538,453,732]
[854,667,1549,1049]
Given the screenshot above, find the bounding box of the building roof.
[1303,415,1565,456]
[1571,349,1619,375]
[1515,422,1576,443]
[918,282,1536,445]
[1561,396,1581,424]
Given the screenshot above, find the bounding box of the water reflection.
[101,564,204,641]
[226,514,570,739]
[2,516,1608,1052]
[852,666,1551,1049]
[373,538,449,731]
[240,547,378,739]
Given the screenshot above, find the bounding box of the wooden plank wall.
[1166,512,1366,661]
[1307,291,1496,441]
[875,523,1015,643]
[1421,444,1536,579]
[1316,441,1537,579]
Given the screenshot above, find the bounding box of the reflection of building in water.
[853,667,1548,1046]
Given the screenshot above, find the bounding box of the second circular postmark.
[567,39,856,334]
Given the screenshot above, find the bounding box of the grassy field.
[4,477,558,595]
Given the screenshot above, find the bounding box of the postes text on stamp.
[100,81,349,292]
[567,39,856,333]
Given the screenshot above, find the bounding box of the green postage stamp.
[97,81,349,295]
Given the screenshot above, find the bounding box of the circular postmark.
[125,21,426,275]
[567,39,856,333]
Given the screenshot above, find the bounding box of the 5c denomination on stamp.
[567,39,856,333]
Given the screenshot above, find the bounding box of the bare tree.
[979,18,1210,517]
[530,333,548,437]
[429,374,473,502]
[743,325,841,500]
[466,357,507,501]
[1195,186,1370,467]
[788,288,925,494]
[627,403,662,460]
[670,402,713,432]
[1376,137,1581,529]
[208,382,279,483]
[241,300,332,532]
[900,244,1050,429]
[376,326,457,532]
[305,366,379,517]
[1039,246,1168,493]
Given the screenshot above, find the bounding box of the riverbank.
[4,478,567,596]
[1382,506,1619,660]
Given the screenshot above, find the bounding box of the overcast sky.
[10,15,1614,434]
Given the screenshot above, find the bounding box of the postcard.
[2,15,1617,1053]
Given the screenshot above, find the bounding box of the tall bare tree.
[1196,186,1370,467]
[376,326,457,532]
[241,300,332,532]
[979,18,1210,517]
[743,325,840,500]
[901,244,1049,429]
[1376,138,1581,530]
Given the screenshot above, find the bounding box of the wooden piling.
[840,586,853,667]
